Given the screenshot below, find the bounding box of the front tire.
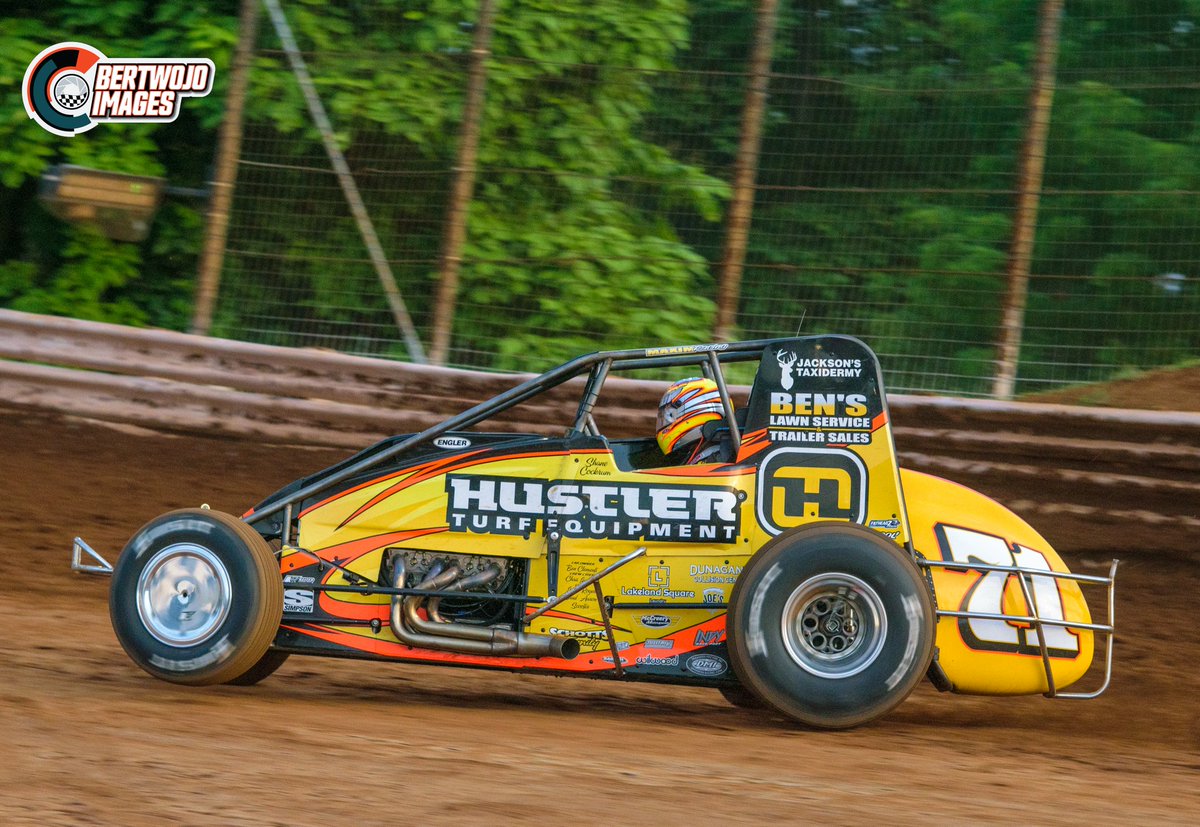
[727,523,934,729]
[226,648,291,686]
[109,509,283,686]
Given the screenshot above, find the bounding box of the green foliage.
[218,0,725,366]
[0,0,237,331]
[1,0,1198,391]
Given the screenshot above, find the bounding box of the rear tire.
[718,683,764,709]
[727,523,934,729]
[109,509,283,686]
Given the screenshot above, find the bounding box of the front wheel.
[226,648,290,686]
[109,508,283,686]
[727,523,934,729]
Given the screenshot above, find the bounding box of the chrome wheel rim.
[136,543,231,646]
[781,573,886,678]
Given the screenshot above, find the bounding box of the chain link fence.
[206,0,1200,398]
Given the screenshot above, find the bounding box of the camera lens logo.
[23,42,105,136]
[53,73,90,110]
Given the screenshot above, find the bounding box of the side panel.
[902,469,1095,695]
[287,448,572,631]
[281,444,751,679]
[737,336,910,546]
[523,448,756,679]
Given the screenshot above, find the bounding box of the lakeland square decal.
[445,474,742,543]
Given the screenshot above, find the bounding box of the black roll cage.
[245,339,781,541]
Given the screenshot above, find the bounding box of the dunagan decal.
[445,474,743,543]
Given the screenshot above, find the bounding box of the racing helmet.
[656,377,724,454]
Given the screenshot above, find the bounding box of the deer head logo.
[776,350,798,390]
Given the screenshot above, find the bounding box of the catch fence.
[200,0,1200,398]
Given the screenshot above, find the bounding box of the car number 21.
[936,525,1079,657]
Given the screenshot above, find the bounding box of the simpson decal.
[445,474,742,543]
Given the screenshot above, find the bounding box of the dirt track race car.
[74,336,1118,728]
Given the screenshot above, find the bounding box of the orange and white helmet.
[656,377,724,454]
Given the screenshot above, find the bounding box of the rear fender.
[901,468,1110,696]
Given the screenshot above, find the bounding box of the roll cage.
[244,339,779,544]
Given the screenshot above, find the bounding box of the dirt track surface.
[1,405,1197,825]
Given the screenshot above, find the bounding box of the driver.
[655,377,728,464]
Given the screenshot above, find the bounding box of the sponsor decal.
[645,343,729,357]
[690,563,741,576]
[548,626,608,640]
[869,519,902,539]
[648,565,670,587]
[756,447,868,535]
[775,350,864,389]
[693,629,724,647]
[638,614,676,629]
[621,585,696,600]
[445,474,741,543]
[23,42,214,137]
[434,436,472,449]
[768,392,872,445]
[578,456,611,477]
[702,588,725,604]
[283,588,314,613]
[283,574,316,584]
[635,654,680,667]
[548,627,630,652]
[643,638,675,650]
[686,654,728,676]
[691,562,742,584]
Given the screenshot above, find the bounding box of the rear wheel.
[717,683,764,709]
[727,523,934,729]
[110,508,283,686]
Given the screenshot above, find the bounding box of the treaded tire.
[109,509,283,686]
[727,523,934,729]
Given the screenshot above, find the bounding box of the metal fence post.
[192,0,257,336]
[714,0,779,343]
[430,0,498,367]
[994,0,1064,399]
[261,0,428,363]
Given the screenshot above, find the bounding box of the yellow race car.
[85,335,1117,728]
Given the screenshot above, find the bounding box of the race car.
[74,335,1117,728]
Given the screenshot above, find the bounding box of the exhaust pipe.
[389,559,579,660]
[427,564,503,624]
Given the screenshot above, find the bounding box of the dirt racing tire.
[109,508,283,686]
[226,648,290,686]
[718,683,764,710]
[727,523,935,729]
